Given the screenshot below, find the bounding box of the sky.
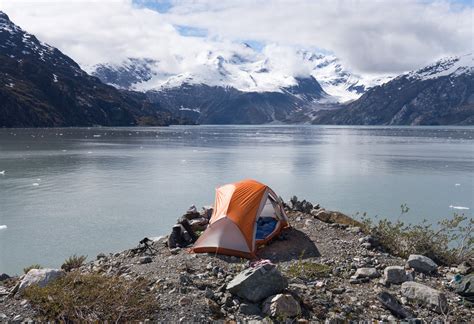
[0,0,472,76]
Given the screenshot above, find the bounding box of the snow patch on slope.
[408,53,473,81]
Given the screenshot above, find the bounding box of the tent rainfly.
[192,179,289,258]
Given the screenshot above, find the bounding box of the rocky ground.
[1,203,472,323]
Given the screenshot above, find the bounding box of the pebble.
[139,256,152,264]
[179,296,192,306]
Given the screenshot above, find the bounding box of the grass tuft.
[286,261,331,280]
[23,272,158,321]
[61,254,87,272]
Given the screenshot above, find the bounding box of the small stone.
[348,226,361,233]
[384,266,409,284]
[332,287,345,294]
[351,267,380,279]
[139,256,152,264]
[169,247,181,254]
[179,296,192,306]
[262,293,301,318]
[96,253,106,260]
[205,288,215,299]
[304,219,314,227]
[406,255,437,274]
[349,277,370,284]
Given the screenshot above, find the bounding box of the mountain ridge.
[0,11,188,127]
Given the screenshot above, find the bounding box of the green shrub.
[23,272,158,321]
[286,260,331,280]
[61,254,87,272]
[360,207,473,265]
[23,264,42,274]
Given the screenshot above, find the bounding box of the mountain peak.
[0,11,10,22]
[408,53,473,81]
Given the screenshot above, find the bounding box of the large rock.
[351,267,380,279]
[406,255,437,273]
[377,291,415,319]
[262,294,301,318]
[401,282,447,313]
[227,264,288,302]
[18,268,65,293]
[383,266,410,284]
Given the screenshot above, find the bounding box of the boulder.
[227,264,288,302]
[401,282,447,313]
[0,273,10,281]
[18,268,65,293]
[384,266,410,284]
[406,255,437,273]
[351,267,380,279]
[262,294,301,318]
[377,292,415,319]
[312,209,331,222]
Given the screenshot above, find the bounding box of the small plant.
[286,252,331,279]
[23,264,42,274]
[360,207,473,265]
[61,254,87,272]
[23,272,158,321]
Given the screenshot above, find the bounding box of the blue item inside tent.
[256,217,278,240]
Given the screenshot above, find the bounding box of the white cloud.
[0,0,472,74]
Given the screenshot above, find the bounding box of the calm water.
[0,126,473,275]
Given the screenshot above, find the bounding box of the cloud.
[0,0,472,74]
[163,0,473,73]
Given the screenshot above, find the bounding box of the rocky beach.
[0,199,472,322]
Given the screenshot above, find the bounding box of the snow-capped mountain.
[300,51,392,102]
[0,11,186,127]
[313,53,474,125]
[91,46,390,104]
[92,57,159,89]
[407,54,473,81]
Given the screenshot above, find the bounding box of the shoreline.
[1,200,472,322]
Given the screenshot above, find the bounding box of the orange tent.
[192,179,289,258]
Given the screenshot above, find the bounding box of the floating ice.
[32,183,39,186]
[449,205,470,210]
[93,134,101,138]
[0,170,5,175]
[455,183,461,186]
[0,225,7,230]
